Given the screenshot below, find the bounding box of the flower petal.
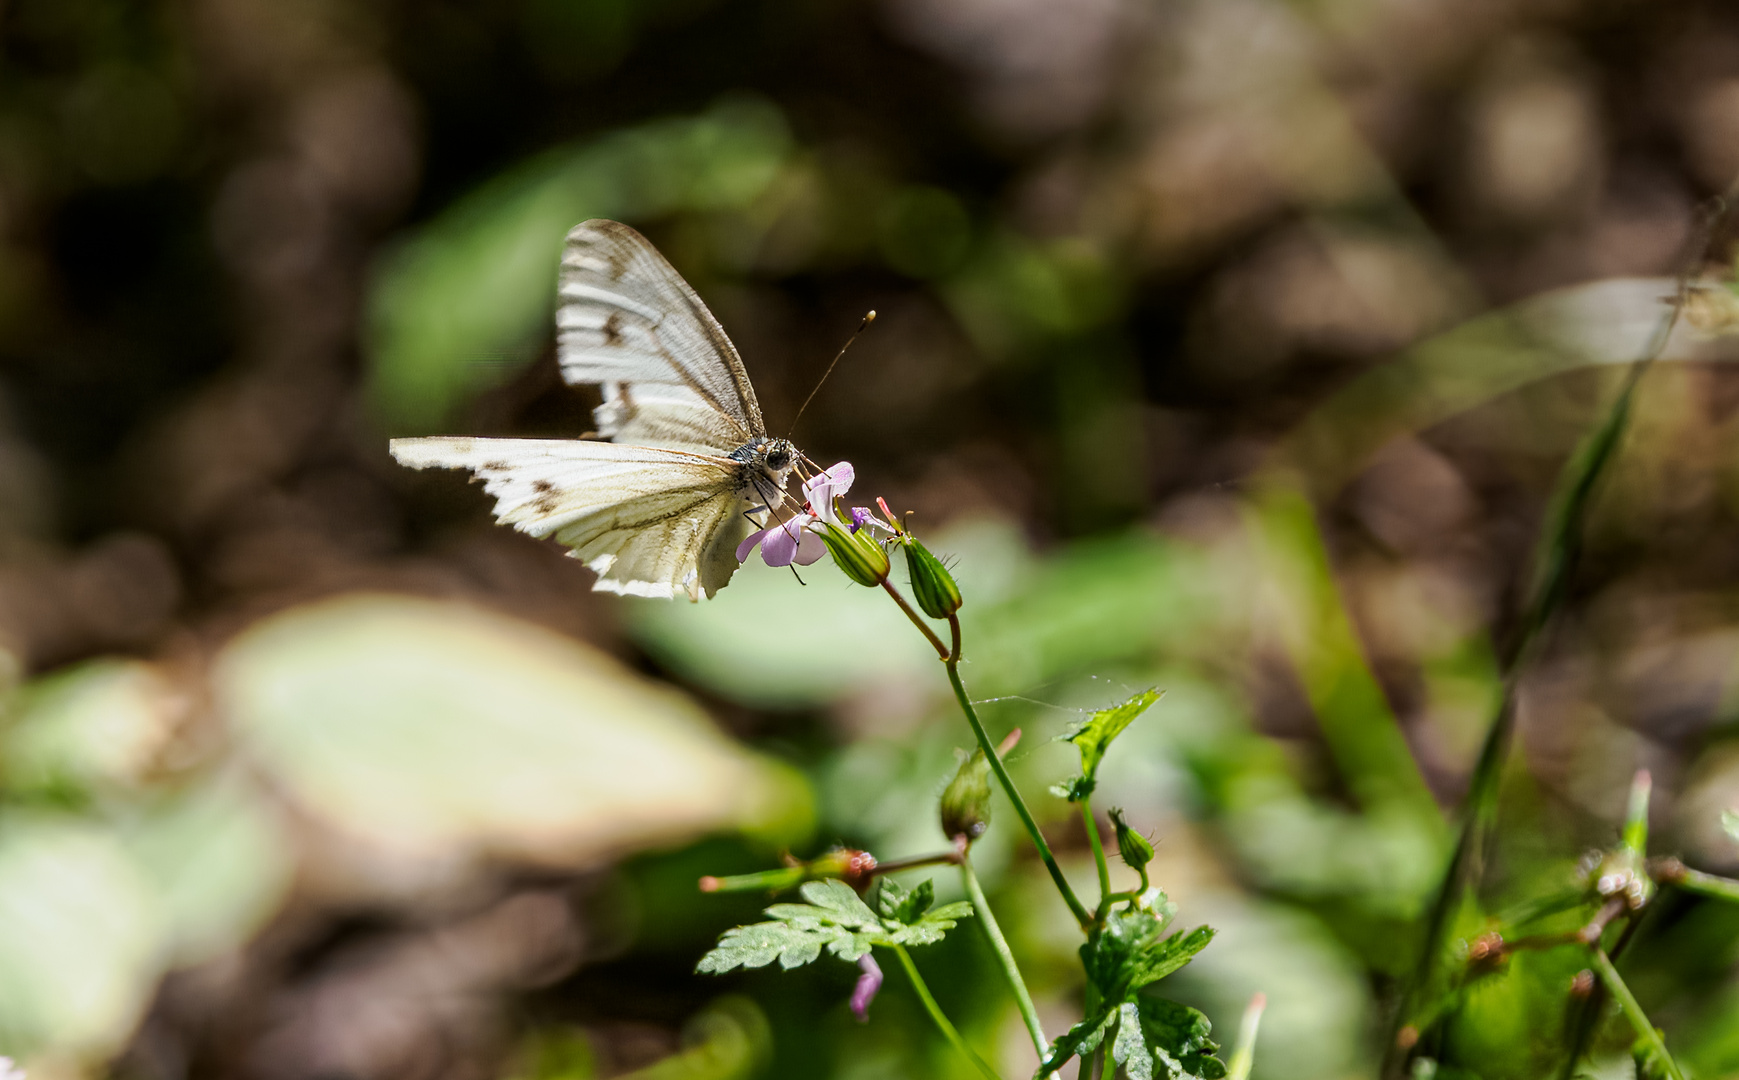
[793,529,828,565]
[804,461,856,523]
[736,528,770,564]
[759,515,812,567]
[850,953,883,1022]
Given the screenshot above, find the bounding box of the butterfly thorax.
[729,436,800,492]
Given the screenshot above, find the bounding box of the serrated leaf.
[877,877,934,924]
[1056,688,1161,801]
[698,877,971,978]
[1139,998,1227,1079]
[1723,808,1739,843]
[1040,998,1226,1080]
[1037,1008,1116,1077]
[1082,908,1212,1003]
[795,878,880,922]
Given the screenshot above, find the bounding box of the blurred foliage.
[8,0,1739,1078]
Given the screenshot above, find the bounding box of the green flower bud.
[818,521,890,587]
[903,538,963,618]
[1108,807,1153,887]
[940,748,993,842]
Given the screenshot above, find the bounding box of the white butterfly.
[390,219,804,601]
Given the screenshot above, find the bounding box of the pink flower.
[737,461,860,568]
[737,514,827,567]
[850,952,883,1022]
[803,462,856,525]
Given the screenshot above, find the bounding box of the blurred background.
[6,0,1739,1077]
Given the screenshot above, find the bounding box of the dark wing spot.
[482,461,509,472]
[534,493,561,515]
[532,479,555,494]
[603,311,624,345]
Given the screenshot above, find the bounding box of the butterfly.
[390,219,805,601]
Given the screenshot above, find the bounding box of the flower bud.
[940,748,993,842]
[818,521,890,587]
[1108,807,1153,885]
[903,538,963,619]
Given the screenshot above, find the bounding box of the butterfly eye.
[766,449,791,471]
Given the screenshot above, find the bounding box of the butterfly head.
[732,436,802,489]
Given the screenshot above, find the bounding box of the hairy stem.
[945,614,1094,929]
[891,943,1003,1080]
[1589,948,1683,1080]
[961,854,1048,1056]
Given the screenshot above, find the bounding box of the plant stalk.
[1083,800,1112,908]
[891,943,1003,1080]
[945,614,1094,929]
[1589,947,1683,1080]
[961,854,1048,1056]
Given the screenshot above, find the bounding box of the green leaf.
[1082,906,1213,1003]
[218,594,812,862]
[1037,1008,1116,1077]
[1138,998,1228,1079]
[1057,688,1161,801]
[1723,808,1739,844]
[877,877,933,924]
[1039,998,1227,1080]
[699,880,878,973]
[697,877,972,977]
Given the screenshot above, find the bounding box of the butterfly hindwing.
[557,219,765,454]
[390,436,750,600]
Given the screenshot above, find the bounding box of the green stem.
[1085,1047,1106,1080]
[961,854,1048,1056]
[1083,800,1112,909]
[1589,948,1684,1080]
[891,943,1003,1080]
[945,614,1094,929]
[1669,866,1739,903]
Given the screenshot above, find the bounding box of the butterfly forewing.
[558,220,766,453]
[390,436,749,600]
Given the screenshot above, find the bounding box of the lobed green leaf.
[698,876,971,978]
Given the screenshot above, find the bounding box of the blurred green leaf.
[629,553,939,709]
[1,659,176,798]
[215,592,812,863]
[617,997,770,1080]
[367,97,791,430]
[1723,809,1739,844]
[120,776,294,967]
[878,185,971,279]
[1053,688,1160,802]
[0,815,163,1057]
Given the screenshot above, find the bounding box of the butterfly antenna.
[787,310,876,439]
